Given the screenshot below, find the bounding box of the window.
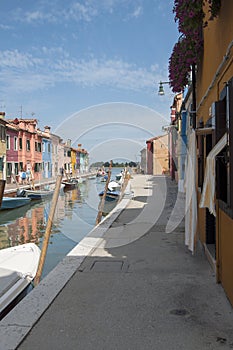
[215,97,228,205]
[48,143,51,153]
[0,157,3,171]
[38,142,42,152]
[26,139,30,151]
[34,163,42,172]
[35,141,38,152]
[6,135,10,150]
[52,145,57,154]
[14,163,19,175]
[42,142,45,152]
[6,163,12,176]
[215,77,233,215]
[19,137,22,150]
[0,125,6,141]
[19,162,24,171]
[14,136,18,151]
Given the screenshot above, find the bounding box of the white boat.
[108,180,121,192]
[0,197,31,210]
[22,188,54,199]
[0,243,41,318]
[62,179,77,190]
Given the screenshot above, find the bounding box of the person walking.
[26,169,31,184]
[20,170,27,185]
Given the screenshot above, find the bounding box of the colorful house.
[50,133,63,178]
[5,122,19,183]
[194,1,233,306]
[0,112,7,180]
[63,140,72,176]
[174,2,233,306]
[42,126,52,179]
[7,118,43,182]
[79,148,89,174]
[71,148,78,176]
[146,135,169,175]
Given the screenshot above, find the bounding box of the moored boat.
[108,180,121,192]
[62,179,77,190]
[17,188,54,199]
[0,197,31,210]
[0,243,41,319]
[99,190,120,202]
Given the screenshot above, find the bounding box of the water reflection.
[0,176,118,277]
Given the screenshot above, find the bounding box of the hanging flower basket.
[168,36,203,93]
[168,0,221,93]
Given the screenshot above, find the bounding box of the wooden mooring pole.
[95,161,112,225]
[0,180,6,207]
[34,175,62,286]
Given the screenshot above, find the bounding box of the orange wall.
[196,1,233,306]
[197,1,233,123]
[218,208,233,304]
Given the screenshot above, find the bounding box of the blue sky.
[0,0,179,162]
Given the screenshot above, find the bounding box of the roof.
[146,133,168,143]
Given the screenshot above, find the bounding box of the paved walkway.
[4,172,96,194]
[1,175,233,350]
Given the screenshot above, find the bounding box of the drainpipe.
[192,63,196,129]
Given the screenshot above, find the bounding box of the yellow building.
[196,1,233,305]
[71,148,77,176]
[153,134,169,175]
[146,134,169,175]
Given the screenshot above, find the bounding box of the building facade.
[192,1,233,306]
[5,123,18,183]
[146,134,169,176]
[0,113,7,180]
[42,127,52,179]
[50,133,62,178]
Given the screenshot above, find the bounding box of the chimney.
[44,126,51,134]
[66,139,71,147]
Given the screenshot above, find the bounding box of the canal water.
[0,168,122,279]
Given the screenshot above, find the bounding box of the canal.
[0,168,122,279]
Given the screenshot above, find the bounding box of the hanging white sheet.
[184,129,197,254]
[199,133,227,217]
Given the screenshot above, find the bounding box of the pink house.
[7,118,43,182]
[6,123,19,183]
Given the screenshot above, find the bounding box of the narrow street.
[1,175,233,350]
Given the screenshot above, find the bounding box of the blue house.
[42,127,52,179]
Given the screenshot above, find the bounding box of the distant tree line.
[91,161,138,168]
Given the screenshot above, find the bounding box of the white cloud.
[24,10,56,23]
[9,0,144,25]
[53,57,156,90]
[0,49,161,93]
[0,24,12,30]
[130,6,143,19]
[64,2,98,22]
[0,50,43,69]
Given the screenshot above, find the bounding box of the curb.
[0,182,132,350]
